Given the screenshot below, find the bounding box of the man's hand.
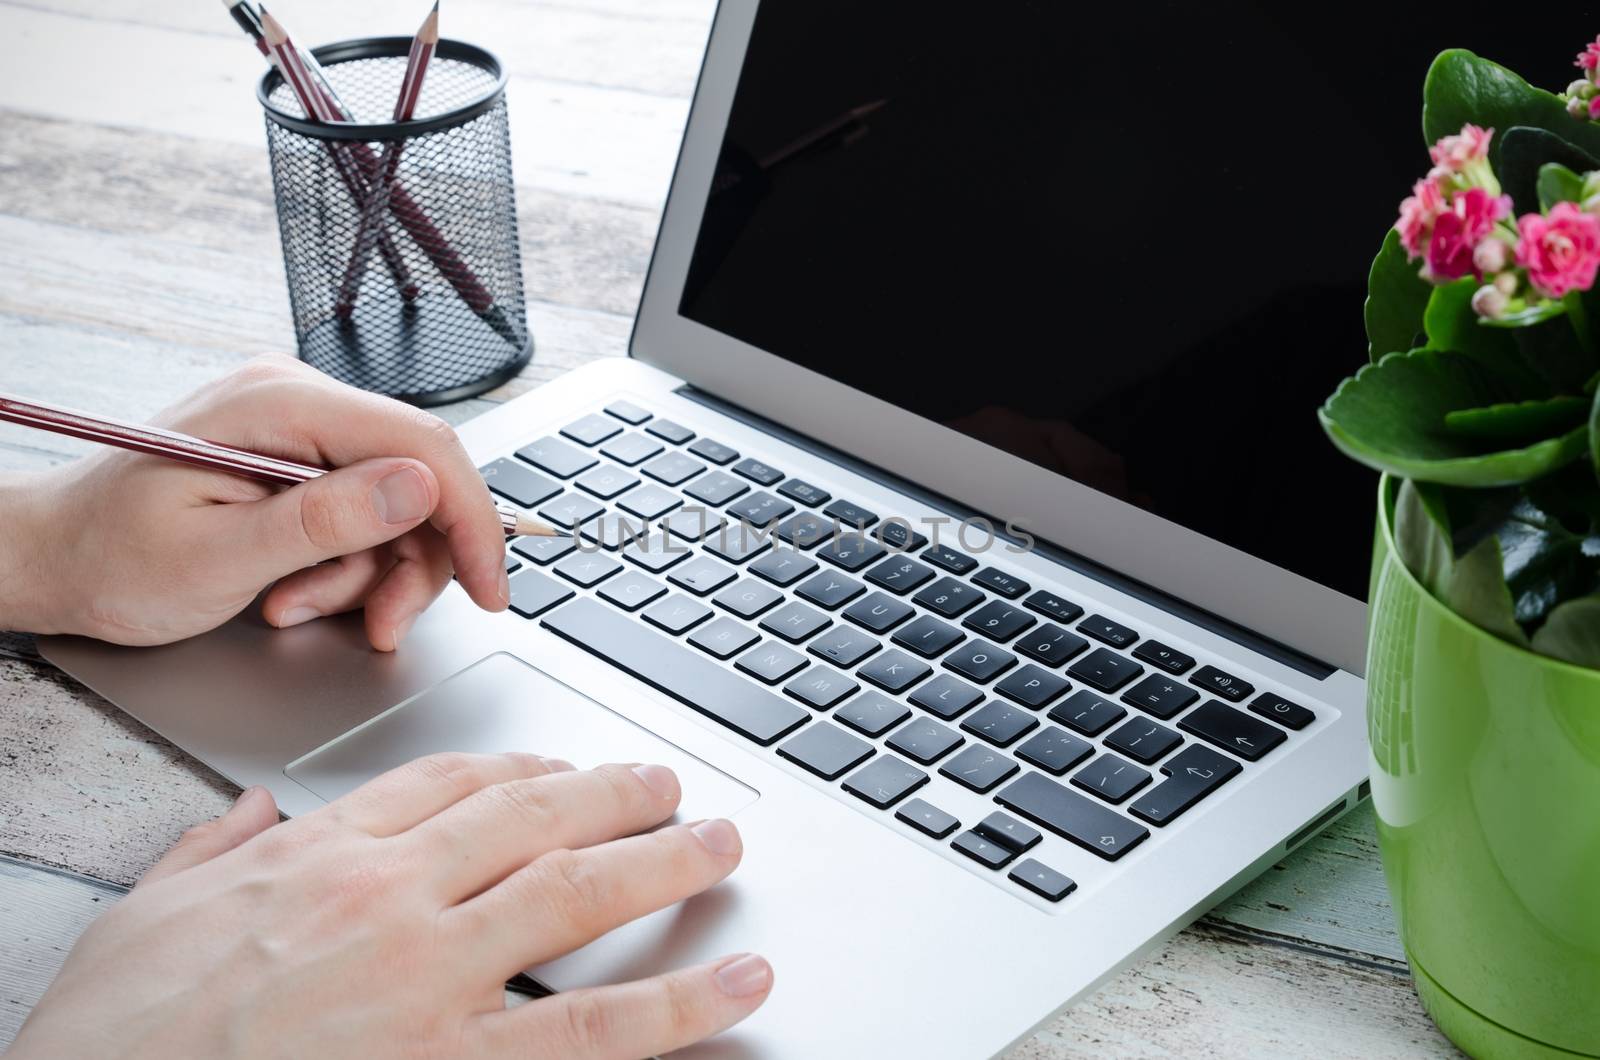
[8,756,773,1059]
[7,355,511,650]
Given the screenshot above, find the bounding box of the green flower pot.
[1369,476,1600,1058]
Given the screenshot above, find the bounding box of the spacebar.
[542,598,811,746]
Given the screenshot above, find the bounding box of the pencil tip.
[258,6,286,42]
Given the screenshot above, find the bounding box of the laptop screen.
[678,2,1594,601]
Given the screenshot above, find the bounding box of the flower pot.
[1369,475,1600,1058]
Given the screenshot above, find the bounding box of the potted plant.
[1319,37,1600,1059]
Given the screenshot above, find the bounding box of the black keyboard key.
[886,717,964,763]
[897,798,959,838]
[823,498,878,529]
[621,532,693,574]
[517,435,598,479]
[689,438,739,465]
[808,626,881,667]
[912,577,985,618]
[662,507,722,542]
[505,553,523,575]
[1191,664,1254,702]
[995,772,1150,861]
[599,432,663,467]
[857,649,931,693]
[1133,639,1195,675]
[749,549,818,587]
[922,544,977,575]
[512,534,577,566]
[1009,859,1076,902]
[784,666,857,710]
[908,673,983,719]
[952,830,1016,869]
[537,493,605,530]
[684,470,749,507]
[1249,692,1315,730]
[975,811,1041,853]
[1024,590,1083,624]
[844,756,929,809]
[891,615,965,658]
[641,451,705,487]
[604,400,651,425]
[834,692,911,737]
[943,639,1017,683]
[816,534,886,572]
[1072,753,1152,804]
[572,462,639,502]
[972,567,1029,599]
[843,592,914,633]
[864,556,935,595]
[713,579,783,619]
[995,664,1070,708]
[667,556,737,596]
[646,418,694,445]
[596,571,667,612]
[1179,700,1285,761]
[875,520,929,552]
[480,458,562,508]
[554,551,622,588]
[1080,614,1138,649]
[735,641,808,684]
[726,491,794,528]
[507,569,575,618]
[961,700,1038,747]
[1105,718,1183,764]
[778,478,831,507]
[777,722,873,780]
[1016,727,1094,775]
[760,601,833,643]
[1049,689,1127,736]
[1128,744,1243,826]
[939,745,1019,793]
[1067,648,1143,692]
[687,617,761,660]
[704,525,774,565]
[641,594,713,635]
[1121,673,1200,720]
[562,413,623,447]
[617,484,682,521]
[796,571,866,610]
[776,511,833,550]
[1015,623,1089,668]
[578,514,651,552]
[732,457,785,487]
[962,601,1037,643]
[542,598,809,746]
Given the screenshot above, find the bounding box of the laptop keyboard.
[487,399,1324,907]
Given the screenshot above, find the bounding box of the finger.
[360,526,455,651]
[468,952,772,1060]
[444,819,740,978]
[411,763,683,902]
[135,786,280,889]
[261,548,392,627]
[322,751,572,837]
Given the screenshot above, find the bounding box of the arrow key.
[1178,700,1285,761]
[1128,744,1242,826]
[1008,858,1076,902]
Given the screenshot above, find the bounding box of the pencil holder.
[259,38,530,406]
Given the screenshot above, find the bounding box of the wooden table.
[0,2,1458,1055]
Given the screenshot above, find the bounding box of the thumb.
[136,786,280,889]
[227,457,441,586]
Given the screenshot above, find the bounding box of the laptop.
[40,2,1461,1055]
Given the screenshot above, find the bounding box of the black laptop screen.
[679,2,1596,600]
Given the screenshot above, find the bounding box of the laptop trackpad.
[285,652,758,823]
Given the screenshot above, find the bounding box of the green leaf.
[1497,501,1597,628]
[1479,300,1568,328]
[1509,306,1597,393]
[1444,395,1589,441]
[1445,533,1529,644]
[1423,50,1600,164]
[1422,280,1546,391]
[1497,126,1600,215]
[1526,462,1600,529]
[1530,595,1600,667]
[1538,162,1587,210]
[1592,382,1600,480]
[1365,229,1431,362]
[1319,350,1586,486]
[1393,478,1455,597]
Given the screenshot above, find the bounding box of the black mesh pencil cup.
[259,38,530,405]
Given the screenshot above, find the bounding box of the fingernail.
[541,757,576,772]
[278,605,320,627]
[232,785,265,808]
[714,954,772,998]
[371,467,430,524]
[392,612,419,648]
[497,567,512,607]
[691,818,741,857]
[632,763,678,800]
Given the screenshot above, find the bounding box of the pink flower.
[1517,202,1600,299]
[1590,96,1600,120]
[1578,35,1600,72]
[1429,124,1494,172]
[1425,188,1511,281]
[1396,175,1447,259]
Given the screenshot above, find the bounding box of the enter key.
[1128,744,1242,827]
